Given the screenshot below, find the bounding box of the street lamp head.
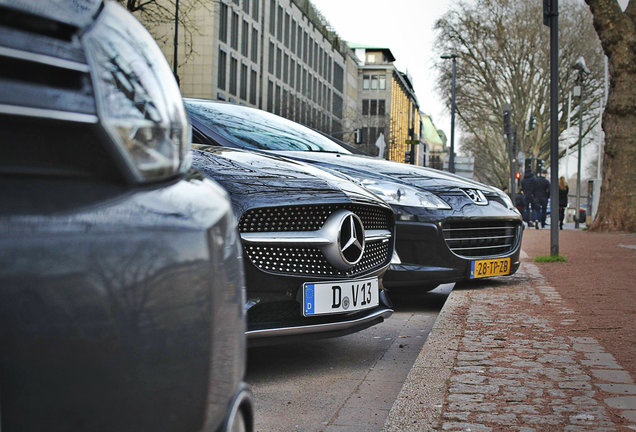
[572,56,590,74]
[440,54,458,59]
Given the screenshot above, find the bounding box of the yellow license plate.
[470,257,511,279]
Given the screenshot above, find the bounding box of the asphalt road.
[246,283,454,432]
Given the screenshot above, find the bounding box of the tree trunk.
[585,0,636,231]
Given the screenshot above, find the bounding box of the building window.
[229,57,237,95]
[250,69,257,104]
[277,6,283,41]
[296,23,302,56]
[379,76,386,90]
[362,99,369,115]
[269,0,275,35]
[231,12,239,50]
[370,100,377,115]
[218,49,227,90]
[308,39,313,68]
[296,63,301,92]
[219,3,228,43]
[275,84,281,114]
[283,53,289,84]
[333,93,343,119]
[240,63,248,100]
[333,63,343,92]
[363,74,370,90]
[303,31,308,63]
[267,80,274,111]
[268,41,274,73]
[290,59,295,88]
[241,20,249,56]
[251,27,258,62]
[371,75,378,90]
[282,89,288,116]
[243,0,249,14]
[378,100,385,116]
[284,12,290,48]
[290,20,296,54]
[252,0,259,20]
[276,47,282,78]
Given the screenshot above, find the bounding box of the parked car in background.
[0,2,252,431]
[185,100,523,290]
[191,146,395,344]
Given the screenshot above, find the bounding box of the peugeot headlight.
[360,179,451,209]
[83,2,190,182]
[494,187,517,211]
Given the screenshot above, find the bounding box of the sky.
[310,0,459,144]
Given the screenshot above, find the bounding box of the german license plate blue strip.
[304,283,315,316]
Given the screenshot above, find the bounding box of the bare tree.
[434,0,604,187]
[117,0,211,65]
[585,0,636,231]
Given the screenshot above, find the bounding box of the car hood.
[270,151,497,194]
[191,147,391,216]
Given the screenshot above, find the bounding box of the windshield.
[185,100,351,154]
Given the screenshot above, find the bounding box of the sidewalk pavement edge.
[382,287,469,431]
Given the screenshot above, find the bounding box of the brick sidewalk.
[384,232,636,431]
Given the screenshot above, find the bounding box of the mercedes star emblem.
[320,209,366,270]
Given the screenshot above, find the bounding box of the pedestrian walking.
[558,176,569,230]
[520,169,539,227]
[535,170,550,228]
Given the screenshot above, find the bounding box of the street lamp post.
[573,56,590,229]
[172,0,180,85]
[441,54,457,173]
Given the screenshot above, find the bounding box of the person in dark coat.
[535,171,551,228]
[520,170,538,226]
[558,176,569,230]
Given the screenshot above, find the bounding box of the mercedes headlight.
[360,179,451,209]
[83,2,190,182]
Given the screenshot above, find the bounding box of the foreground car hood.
[271,151,497,193]
[192,147,391,215]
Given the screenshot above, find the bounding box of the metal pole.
[449,56,456,173]
[575,76,584,229]
[549,0,560,255]
[173,0,180,84]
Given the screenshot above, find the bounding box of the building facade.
[144,0,348,136]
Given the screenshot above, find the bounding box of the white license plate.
[302,277,379,316]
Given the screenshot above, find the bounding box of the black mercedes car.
[185,100,523,290]
[0,2,252,431]
[191,146,394,344]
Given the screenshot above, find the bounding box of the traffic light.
[536,159,544,173]
[524,158,532,173]
[502,104,512,135]
[528,115,537,131]
[515,172,521,180]
[404,150,411,164]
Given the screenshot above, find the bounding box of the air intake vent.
[0,6,77,41]
[442,220,520,258]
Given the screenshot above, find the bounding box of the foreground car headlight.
[83,2,190,182]
[360,179,451,209]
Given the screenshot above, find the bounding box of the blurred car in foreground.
[191,146,394,344]
[185,100,523,290]
[0,2,252,431]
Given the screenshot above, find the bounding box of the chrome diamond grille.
[240,204,393,276]
[442,220,520,258]
[244,239,390,277]
[239,204,391,232]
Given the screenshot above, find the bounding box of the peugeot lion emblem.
[320,209,366,270]
[463,189,488,205]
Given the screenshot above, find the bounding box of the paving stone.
[572,343,605,353]
[596,383,636,395]
[547,389,567,397]
[502,404,539,415]
[520,414,561,425]
[581,358,622,369]
[621,410,636,422]
[457,352,491,362]
[569,336,599,344]
[450,373,488,385]
[441,422,492,431]
[604,396,636,410]
[558,381,592,390]
[590,369,634,383]
[474,412,518,424]
[443,411,471,422]
[448,393,485,403]
[584,352,617,362]
[569,413,614,426]
[447,402,496,412]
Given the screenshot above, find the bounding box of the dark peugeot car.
[0,2,252,431]
[185,100,523,290]
[191,146,395,344]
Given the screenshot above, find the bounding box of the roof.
[347,42,396,62]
